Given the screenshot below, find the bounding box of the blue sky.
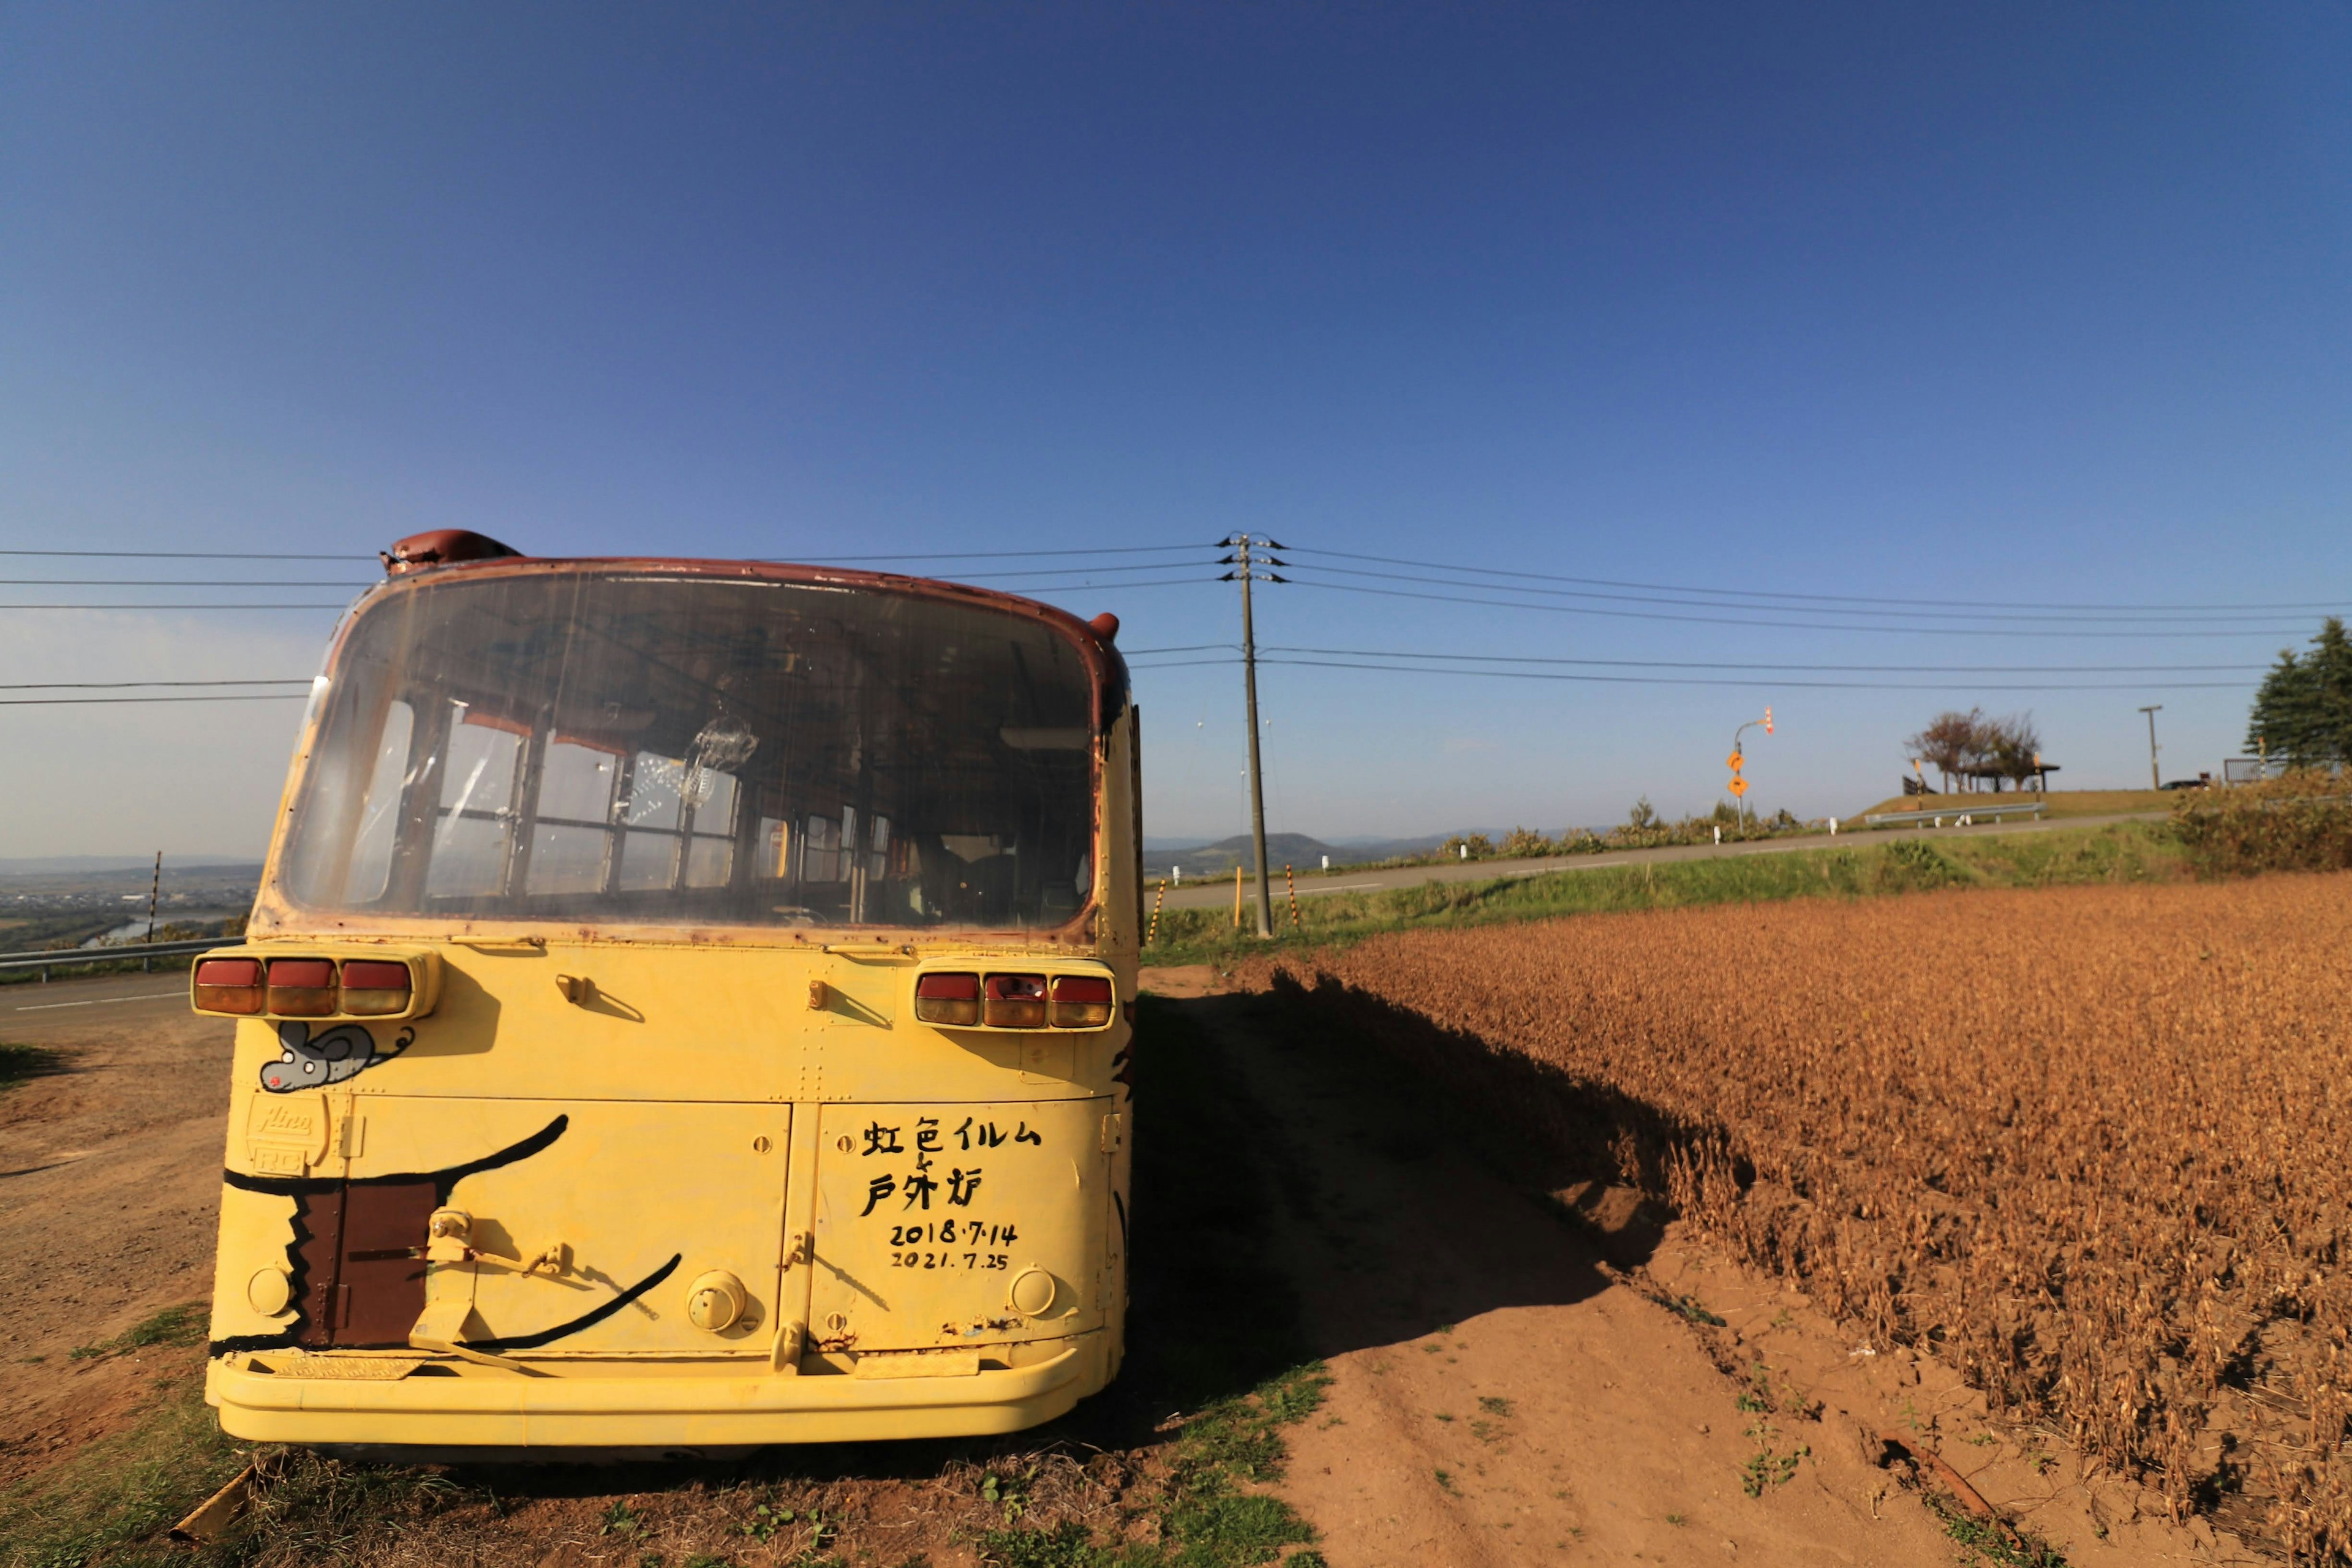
[4,4,2348,856]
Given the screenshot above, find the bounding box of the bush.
[2173,771,2352,878]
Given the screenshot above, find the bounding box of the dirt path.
[0,978,231,1482]
[1147,970,2253,1566]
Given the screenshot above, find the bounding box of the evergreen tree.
[2247,617,2352,767]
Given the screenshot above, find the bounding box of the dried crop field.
[1251,874,2352,1560]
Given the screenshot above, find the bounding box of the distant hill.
[1147,832,1352,880]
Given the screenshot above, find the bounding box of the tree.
[2248,618,2352,768]
[1982,712,2042,792]
[1907,709,1988,793]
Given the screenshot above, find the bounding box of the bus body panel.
[200,562,1138,1448]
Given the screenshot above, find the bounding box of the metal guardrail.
[1862,801,2048,829]
[0,937,221,981]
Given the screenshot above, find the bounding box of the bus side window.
[428,707,523,899]
[801,814,841,882]
[757,817,791,881]
[619,753,685,891]
[342,699,415,905]
[527,741,622,895]
[682,769,737,889]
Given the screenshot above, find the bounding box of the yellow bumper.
[209,1340,1102,1448]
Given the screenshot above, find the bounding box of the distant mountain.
[1147,832,1355,880]
[0,855,262,876]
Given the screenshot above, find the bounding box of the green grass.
[69,1303,208,1362]
[1145,821,2187,966]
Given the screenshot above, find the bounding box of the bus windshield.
[278,570,1100,932]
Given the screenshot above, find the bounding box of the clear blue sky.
[4,4,2348,858]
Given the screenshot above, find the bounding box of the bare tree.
[1907,709,1987,793]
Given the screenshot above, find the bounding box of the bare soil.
[0,969,2256,1565]
[0,982,228,1484]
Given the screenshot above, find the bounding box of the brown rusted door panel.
[292,1188,345,1349]
[336,1181,435,1348]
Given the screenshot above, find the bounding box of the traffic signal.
[1764,707,1773,735]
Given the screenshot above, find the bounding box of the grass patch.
[1850,788,2173,821]
[69,1303,208,1362]
[1146,821,2185,965]
[0,1042,70,1094]
[1923,1492,2071,1567]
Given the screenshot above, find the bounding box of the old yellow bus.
[192,530,1140,1452]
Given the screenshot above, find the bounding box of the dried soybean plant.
[1256,876,2352,1558]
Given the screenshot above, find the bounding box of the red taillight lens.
[1049,974,1114,1029]
[193,957,264,1015]
[266,958,337,1017]
[339,959,413,1016]
[914,971,982,1027]
[982,973,1048,1029]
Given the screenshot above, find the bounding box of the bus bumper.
[208,1339,1105,1449]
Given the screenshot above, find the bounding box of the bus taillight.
[914,972,982,1026]
[339,960,415,1016]
[265,959,338,1017]
[1049,976,1114,1029]
[193,957,265,1014]
[983,974,1049,1029]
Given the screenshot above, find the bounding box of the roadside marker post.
[1284,864,1301,929]
[1147,880,1167,946]
[1231,865,1243,930]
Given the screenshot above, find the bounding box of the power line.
[1286,545,2351,616]
[1253,656,2253,692]
[0,549,375,560]
[0,543,1216,563]
[0,693,310,706]
[0,603,355,611]
[0,679,311,690]
[1275,576,2320,638]
[0,578,375,587]
[1262,646,2267,674]
[1285,559,2327,625]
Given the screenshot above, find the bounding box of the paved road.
[1153,809,2166,911]
[0,967,194,1036]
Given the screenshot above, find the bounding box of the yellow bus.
[192,530,1141,1453]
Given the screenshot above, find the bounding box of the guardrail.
[1863,801,2048,829]
[0,937,221,982]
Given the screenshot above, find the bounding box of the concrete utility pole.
[1221,534,1284,938]
[2139,704,2163,790]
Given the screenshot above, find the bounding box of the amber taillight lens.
[266,958,337,1017]
[983,973,1048,1029]
[914,972,982,1027]
[339,959,413,1016]
[1049,974,1114,1029]
[193,957,265,1014]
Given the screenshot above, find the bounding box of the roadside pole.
[1223,534,1283,939]
[2139,705,2163,790]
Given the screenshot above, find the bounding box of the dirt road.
[0,973,230,1480]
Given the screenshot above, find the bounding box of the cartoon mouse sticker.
[261,1021,413,1093]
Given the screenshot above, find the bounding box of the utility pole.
[145,851,162,943]
[1221,534,1285,938]
[2138,704,2163,790]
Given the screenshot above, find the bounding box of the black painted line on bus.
[466,1254,683,1351]
[219,1114,570,1200]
